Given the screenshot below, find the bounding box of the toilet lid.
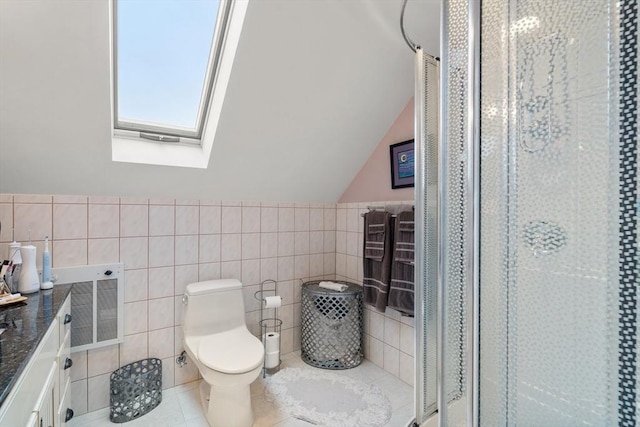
[198,328,265,374]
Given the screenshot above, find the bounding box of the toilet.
[182,279,264,427]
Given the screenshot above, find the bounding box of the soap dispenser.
[41,236,52,290]
[18,245,39,294]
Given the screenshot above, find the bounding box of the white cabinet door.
[33,362,56,427]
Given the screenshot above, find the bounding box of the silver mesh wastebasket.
[110,358,162,423]
[301,280,363,369]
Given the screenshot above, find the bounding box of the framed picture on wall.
[389,139,415,189]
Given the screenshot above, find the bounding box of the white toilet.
[182,279,264,427]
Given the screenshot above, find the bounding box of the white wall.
[0,0,439,202]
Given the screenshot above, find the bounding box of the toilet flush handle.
[182,294,188,305]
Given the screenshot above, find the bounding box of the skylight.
[113,0,230,142]
[110,0,248,168]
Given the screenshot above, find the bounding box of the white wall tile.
[241,259,260,286]
[176,205,199,235]
[277,256,294,281]
[278,232,294,257]
[336,231,346,253]
[175,235,198,265]
[71,379,88,416]
[324,208,336,230]
[399,352,414,386]
[384,317,400,349]
[175,355,199,385]
[175,264,198,295]
[124,268,148,302]
[278,207,294,232]
[120,331,148,366]
[221,233,241,261]
[336,208,347,232]
[199,234,220,263]
[241,233,260,260]
[199,205,221,234]
[120,237,148,270]
[14,203,52,242]
[261,207,278,232]
[89,196,119,204]
[221,206,241,233]
[294,255,309,279]
[174,295,184,326]
[149,236,175,268]
[309,254,324,277]
[149,327,175,360]
[199,262,221,281]
[280,328,294,354]
[120,204,148,237]
[14,194,51,203]
[161,357,175,390]
[71,350,88,382]
[88,204,119,238]
[124,301,148,335]
[323,231,336,252]
[87,344,119,377]
[309,209,324,231]
[400,323,414,356]
[323,253,335,275]
[149,205,175,236]
[370,311,384,340]
[383,344,400,377]
[0,203,13,243]
[149,297,174,330]
[149,266,174,299]
[53,203,87,239]
[260,233,278,258]
[369,337,384,368]
[309,231,323,254]
[242,206,260,233]
[294,208,309,231]
[53,239,87,267]
[88,238,119,265]
[260,258,278,282]
[221,260,241,281]
[294,232,309,255]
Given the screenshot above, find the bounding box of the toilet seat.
[198,328,264,374]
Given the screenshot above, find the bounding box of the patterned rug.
[264,367,392,426]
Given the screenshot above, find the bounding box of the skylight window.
[113,0,231,144]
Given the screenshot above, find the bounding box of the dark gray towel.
[364,211,388,261]
[388,210,415,316]
[363,211,393,312]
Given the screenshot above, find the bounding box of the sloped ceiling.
[0,0,439,202]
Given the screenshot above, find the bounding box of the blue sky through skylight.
[117,0,220,130]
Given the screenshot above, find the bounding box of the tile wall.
[0,194,337,415]
[334,201,415,387]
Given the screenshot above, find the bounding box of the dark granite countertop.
[0,284,72,407]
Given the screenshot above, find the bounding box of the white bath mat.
[264,367,392,426]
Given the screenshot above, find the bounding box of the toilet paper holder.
[254,279,282,377]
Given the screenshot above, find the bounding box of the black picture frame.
[389,139,415,189]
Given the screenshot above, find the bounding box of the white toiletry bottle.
[18,245,40,294]
[41,236,53,290]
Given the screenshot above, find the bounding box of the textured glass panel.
[480,0,636,426]
[97,279,118,342]
[415,51,439,423]
[442,0,471,424]
[71,281,94,347]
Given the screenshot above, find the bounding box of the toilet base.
[199,380,254,427]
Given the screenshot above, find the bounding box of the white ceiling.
[0,0,439,202]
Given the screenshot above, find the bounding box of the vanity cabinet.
[0,289,73,427]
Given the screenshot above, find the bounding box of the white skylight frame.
[110,0,248,168]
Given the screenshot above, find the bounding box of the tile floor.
[68,353,414,427]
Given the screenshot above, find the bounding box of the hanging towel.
[388,210,415,316]
[363,211,394,312]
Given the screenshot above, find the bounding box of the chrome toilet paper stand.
[254,279,282,377]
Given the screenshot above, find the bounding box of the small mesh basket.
[301,280,363,369]
[110,358,162,423]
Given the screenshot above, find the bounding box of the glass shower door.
[478,0,638,426]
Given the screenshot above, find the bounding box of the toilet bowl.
[182,279,264,427]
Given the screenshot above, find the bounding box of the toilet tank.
[183,279,247,337]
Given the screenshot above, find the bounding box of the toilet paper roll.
[264,332,280,353]
[263,295,282,309]
[265,350,280,369]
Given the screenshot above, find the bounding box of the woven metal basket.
[301,280,363,369]
[110,358,162,423]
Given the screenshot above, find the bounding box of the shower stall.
[414,0,639,425]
